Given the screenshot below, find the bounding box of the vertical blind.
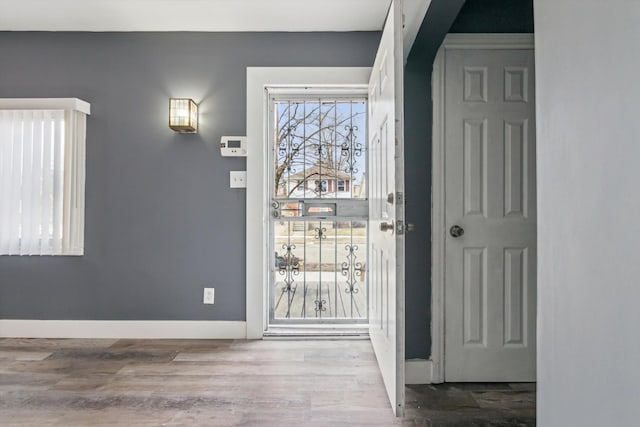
[0,107,86,255]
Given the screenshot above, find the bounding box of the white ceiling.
[0,0,397,32]
[0,0,430,58]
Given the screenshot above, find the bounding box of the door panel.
[504,119,529,217]
[463,119,487,216]
[463,247,486,346]
[444,48,536,382]
[368,0,405,415]
[504,247,528,346]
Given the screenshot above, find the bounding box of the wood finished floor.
[0,339,535,426]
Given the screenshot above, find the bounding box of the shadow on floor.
[404,382,536,426]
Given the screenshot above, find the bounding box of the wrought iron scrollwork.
[341,244,364,294]
[314,226,327,240]
[341,125,363,174]
[277,243,300,272]
[275,243,300,319]
[279,124,298,174]
[314,299,327,313]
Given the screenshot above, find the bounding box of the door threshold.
[264,325,369,339]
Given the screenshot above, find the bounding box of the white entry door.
[443,47,536,381]
[368,0,405,415]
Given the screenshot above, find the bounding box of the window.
[0,98,90,255]
[337,179,346,192]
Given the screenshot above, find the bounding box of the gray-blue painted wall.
[0,32,379,320]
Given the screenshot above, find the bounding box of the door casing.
[246,67,371,339]
[430,33,535,383]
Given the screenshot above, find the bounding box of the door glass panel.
[270,95,368,324]
[274,99,366,200]
[272,219,367,321]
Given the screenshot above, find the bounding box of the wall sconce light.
[169,98,198,133]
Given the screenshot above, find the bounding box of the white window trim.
[0,98,90,256]
[246,67,370,339]
[0,98,90,115]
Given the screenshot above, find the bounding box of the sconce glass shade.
[169,98,198,133]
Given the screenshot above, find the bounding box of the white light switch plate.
[230,171,247,188]
[203,288,215,304]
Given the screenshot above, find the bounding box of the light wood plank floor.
[0,339,535,426]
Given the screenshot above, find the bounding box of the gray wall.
[449,0,534,34]
[534,1,640,424]
[403,0,534,359]
[0,32,379,320]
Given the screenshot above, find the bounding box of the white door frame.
[246,67,371,339]
[430,34,535,382]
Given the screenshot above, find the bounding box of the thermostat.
[220,136,247,157]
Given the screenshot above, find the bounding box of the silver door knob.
[450,225,464,238]
[380,221,394,232]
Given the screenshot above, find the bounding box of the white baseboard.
[0,320,247,339]
[405,359,434,384]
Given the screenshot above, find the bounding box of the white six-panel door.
[368,0,405,415]
[443,47,536,382]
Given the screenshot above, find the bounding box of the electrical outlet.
[229,171,247,188]
[203,287,215,304]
